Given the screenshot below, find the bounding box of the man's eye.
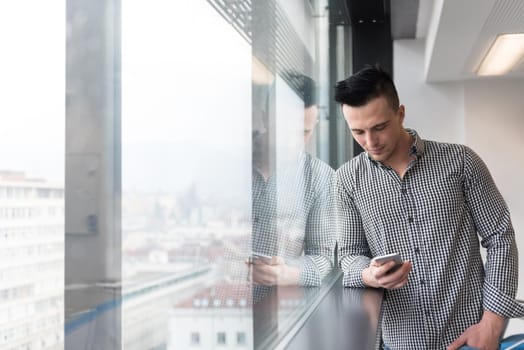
[375,124,387,131]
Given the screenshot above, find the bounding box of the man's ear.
[398,104,405,123]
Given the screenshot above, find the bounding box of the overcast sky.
[0,1,65,184]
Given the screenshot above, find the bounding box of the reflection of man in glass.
[250,73,336,286]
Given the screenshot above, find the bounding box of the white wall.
[464,79,524,301]
[394,39,464,143]
[394,39,524,300]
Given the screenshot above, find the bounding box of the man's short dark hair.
[301,74,317,108]
[286,71,317,108]
[334,64,399,110]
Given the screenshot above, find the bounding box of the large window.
[119,0,336,348]
[3,0,337,349]
[122,1,252,348]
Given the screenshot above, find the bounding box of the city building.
[0,171,64,349]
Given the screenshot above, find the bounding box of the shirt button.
[420,279,425,285]
[408,217,414,223]
[401,189,407,194]
[415,247,420,254]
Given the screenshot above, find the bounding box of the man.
[250,73,336,287]
[334,64,524,349]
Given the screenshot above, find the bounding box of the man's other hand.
[447,310,506,350]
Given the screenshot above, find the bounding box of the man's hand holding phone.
[363,253,412,289]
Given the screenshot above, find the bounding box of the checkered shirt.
[252,152,336,286]
[336,129,524,349]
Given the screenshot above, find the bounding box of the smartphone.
[371,253,403,273]
[248,252,272,264]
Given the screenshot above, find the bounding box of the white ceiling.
[421,0,524,82]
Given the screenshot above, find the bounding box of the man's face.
[341,96,405,164]
[253,102,318,168]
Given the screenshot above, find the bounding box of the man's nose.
[365,132,377,147]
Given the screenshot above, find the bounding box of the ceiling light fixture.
[477,33,524,76]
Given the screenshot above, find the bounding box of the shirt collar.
[406,128,425,158]
[365,128,425,166]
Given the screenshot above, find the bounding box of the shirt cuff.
[296,255,332,286]
[341,255,371,288]
[483,281,524,318]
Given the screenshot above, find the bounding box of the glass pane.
[0,2,65,349]
[121,1,252,349]
[63,0,336,348]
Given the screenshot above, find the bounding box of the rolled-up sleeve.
[296,169,337,286]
